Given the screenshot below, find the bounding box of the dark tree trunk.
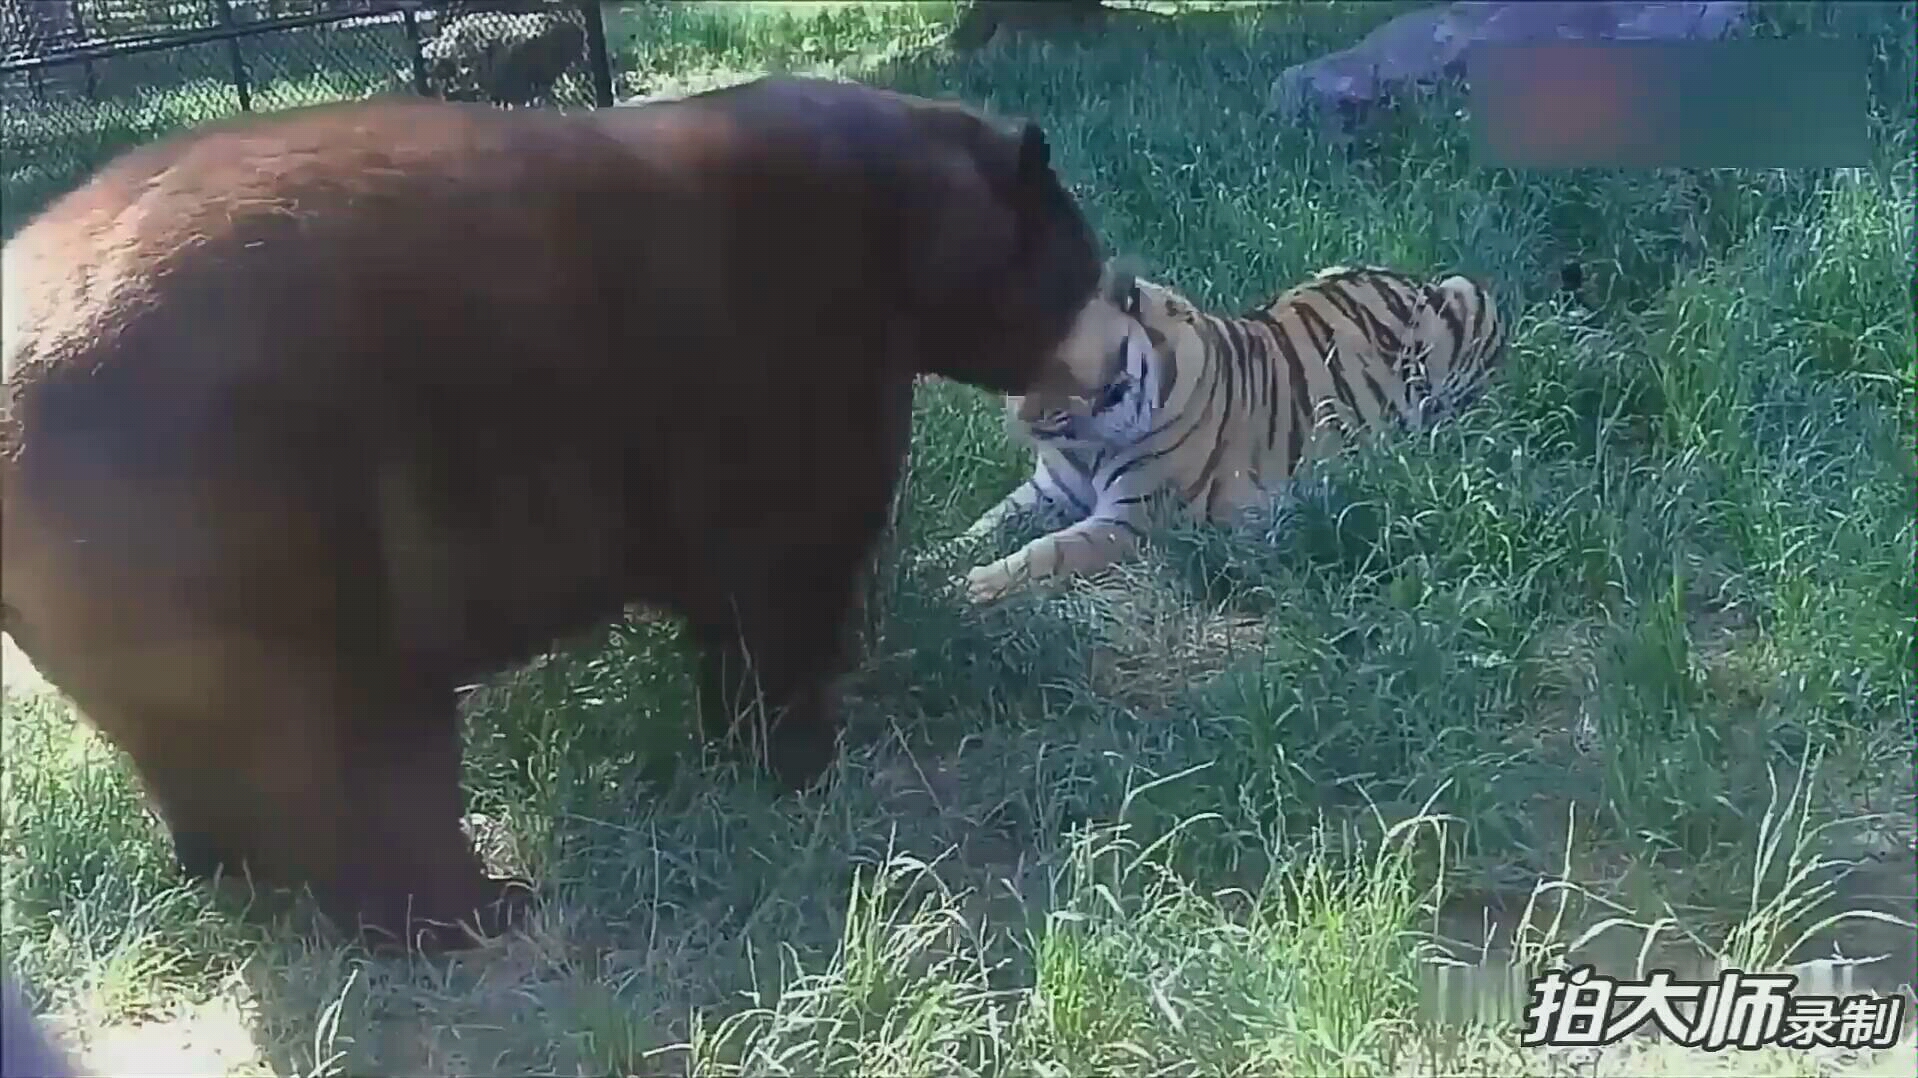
[948,0,1107,52]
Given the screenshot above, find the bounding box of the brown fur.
[0,76,1106,951]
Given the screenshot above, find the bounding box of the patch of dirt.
[50,994,267,1078]
[1077,571,1267,707]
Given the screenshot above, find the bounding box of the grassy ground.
[3,2,1914,1075]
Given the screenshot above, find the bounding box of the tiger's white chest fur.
[1025,332,1162,502]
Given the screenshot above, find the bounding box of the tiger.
[956,263,1508,603]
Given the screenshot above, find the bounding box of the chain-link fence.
[2,0,617,233]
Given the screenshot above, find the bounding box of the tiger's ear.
[1103,257,1143,316]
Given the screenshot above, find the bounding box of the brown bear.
[0,75,1114,952]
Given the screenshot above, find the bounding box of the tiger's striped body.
[961,264,1507,602]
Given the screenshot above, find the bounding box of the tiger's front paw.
[964,564,1016,605]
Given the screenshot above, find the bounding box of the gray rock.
[1271,2,1748,114]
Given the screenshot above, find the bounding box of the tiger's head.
[1006,262,1163,450]
[1006,264,1214,451]
[1111,272,1209,371]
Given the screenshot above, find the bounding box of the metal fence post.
[66,0,98,100]
[209,0,253,111]
[579,0,614,107]
[401,4,430,97]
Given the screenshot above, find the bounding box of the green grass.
[3,2,1914,1075]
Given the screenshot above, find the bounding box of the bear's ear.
[1016,121,1051,185]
